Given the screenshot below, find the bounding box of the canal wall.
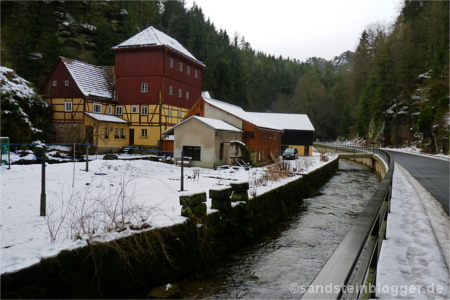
[1,158,338,299]
[314,144,388,179]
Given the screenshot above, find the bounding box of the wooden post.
[40,154,46,216]
[180,151,184,191]
[85,145,89,172]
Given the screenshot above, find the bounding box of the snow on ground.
[0,151,332,275]
[377,163,449,299]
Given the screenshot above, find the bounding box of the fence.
[301,143,394,299]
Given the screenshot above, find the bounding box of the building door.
[129,129,134,145]
[305,145,310,156]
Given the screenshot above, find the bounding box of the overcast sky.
[184,0,403,61]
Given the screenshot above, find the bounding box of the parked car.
[103,154,118,160]
[282,147,298,160]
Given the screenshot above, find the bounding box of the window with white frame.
[187,66,190,75]
[178,89,182,98]
[169,58,174,68]
[114,128,119,138]
[131,106,138,113]
[194,70,198,78]
[120,128,125,138]
[65,80,69,86]
[168,86,173,95]
[52,80,57,86]
[141,83,148,93]
[179,62,183,72]
[186,91,189,100]
[168,109,172,116]
[93,103,102,113]
[108,105,112,114]
[141,129,148,137]
[64,102,72,112]
[116,106,123,115]
[104,127,109,138]
[141,106,148,115]
[177,110,182,118]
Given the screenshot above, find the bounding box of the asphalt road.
[386,151,449,215]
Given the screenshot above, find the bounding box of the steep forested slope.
[1,0,448,152]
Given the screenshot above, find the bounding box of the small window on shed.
[52,80,57,86]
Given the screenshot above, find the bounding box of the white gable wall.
[204,103,243,130]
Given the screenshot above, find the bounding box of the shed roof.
[163,116,242,135]
[112,26,205,67]
[85,112,128,124]
[248,112,315,131]
[202,96,283,132]
[61,57,113,100]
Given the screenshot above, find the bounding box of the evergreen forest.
[1,0,448,153]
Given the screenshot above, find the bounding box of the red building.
[42,26,206,150]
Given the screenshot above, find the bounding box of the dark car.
[282,147,298,160]
[103,154,118,160]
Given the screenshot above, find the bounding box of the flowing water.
[177,159,380,299]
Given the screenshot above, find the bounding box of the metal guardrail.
[317,141,390,166]
[302,143,394,299]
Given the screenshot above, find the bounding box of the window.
[179,62,183,72]
[120,128,125,138]
[116,106,123,115]
[169,58,174,68]
[183,146,201,161]
[187,66,190,75]
[108,105,112,114]
[52,80,57,86]
[65,80,69,86]
[168,86,173,95]
[178,89,182,98]
[168,109,172,116]
[114,128,119,138]
[141,106,148,115]
[186,91,189,100]
[177,111,182,118]
[64,102,72,112]
[194,70,198,78]
[104,127,109,139]
[141,129,148,137]
[141,83,148,93]
[245,131,255,139]
[93,103,102,113]
[131,106,138,113]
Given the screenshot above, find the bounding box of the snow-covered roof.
[249,112,315,131]
[112,26,205,67]
[60,57,113,100]
[85,112,128,124]
[202,97,283,131]
[162,116,242,135]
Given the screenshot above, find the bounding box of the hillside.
[1,0,448,152]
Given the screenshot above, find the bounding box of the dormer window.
[141,83,148,93]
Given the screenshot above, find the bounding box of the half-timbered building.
[42,26,205,152]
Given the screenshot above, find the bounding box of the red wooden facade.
[113,47,204,109]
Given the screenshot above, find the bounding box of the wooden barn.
[249,113,315,156]
[174,93,283,166]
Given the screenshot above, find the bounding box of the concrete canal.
[176,159,380,299]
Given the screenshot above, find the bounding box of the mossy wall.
[1,158,338,299]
